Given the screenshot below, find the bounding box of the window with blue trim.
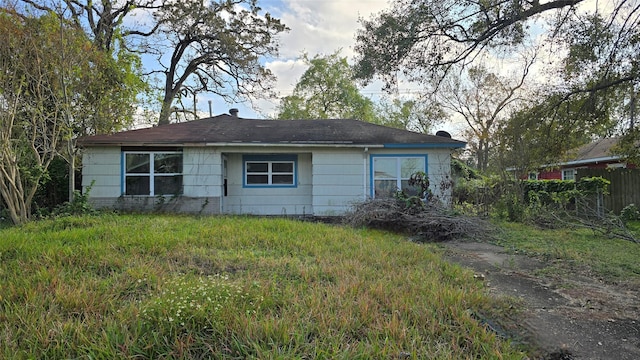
[372,156,426,198]
[243,155,297,187]
[123,150,183,195]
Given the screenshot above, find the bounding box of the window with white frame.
[243,155,296,187]
[123,150,183,195]
[562,168,576,181]
[372,155,427,198]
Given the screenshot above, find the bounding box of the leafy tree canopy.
[0,9,133,223]
[277,52,379,122]
[154,0,287,125]
[496,89,619,176]
[277,51,446,134]
[17,0,288,126]
[354,0,640,163]
[354,0,638,92]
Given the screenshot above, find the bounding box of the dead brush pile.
[344,198,491,242]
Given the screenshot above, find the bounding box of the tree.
[438,59,533,172]
[496,90,619,178]
[153,0,287,125]
[18,0,164,52]
[353,0,640,156]
[354,0,637,89]
[277,52,447,133]
[18,0,287,127]
[56,17,146,203]
[277,52,379,122]
[0,12,68,223]
[375,97,447,133]
[16,1,151,129]
[14,1,149,204]
[0,10,136,223]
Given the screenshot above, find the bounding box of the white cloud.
[271,0,388,59]
[221,0,392,117]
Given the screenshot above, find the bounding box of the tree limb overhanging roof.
[77,114,466,148]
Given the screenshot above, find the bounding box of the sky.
[196,0,393,120]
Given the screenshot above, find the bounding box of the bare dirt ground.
[441,241,640,359]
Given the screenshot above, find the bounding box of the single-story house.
[78,112,466,216]
[530,137,635,180]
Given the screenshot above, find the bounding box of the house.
[78,112,466,216]
[531,137,634,180]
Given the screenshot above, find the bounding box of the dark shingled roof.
[78,114,466,148]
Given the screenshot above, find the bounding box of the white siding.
[81,144,454,215]
[183,148,222,197]
[222,152,313,215]
[82,147,121,197]
[82,146,222,213]
[312,149,367,215]
[426,150,454,204]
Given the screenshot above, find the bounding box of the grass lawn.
[0,214,524,359]
[493,221,640,283]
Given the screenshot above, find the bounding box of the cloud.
[269,0,388,59]
[225,0,390,117]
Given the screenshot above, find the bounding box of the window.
[528,172,539,180]
[123,150,183,195]
[372,155,427,198]
[243,155,297,187]
[562,168,576,181]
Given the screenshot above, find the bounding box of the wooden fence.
[577,168,640,214]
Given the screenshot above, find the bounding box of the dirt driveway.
[441,241,640,359]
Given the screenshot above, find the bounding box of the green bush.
[490,177,610,225]
[620,204,640,224]
[51,181,96,217]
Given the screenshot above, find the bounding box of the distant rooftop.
[570,137,620,162]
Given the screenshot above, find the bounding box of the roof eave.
[506,155,623,172]
[559,156,622,167]
[383,142,467,149]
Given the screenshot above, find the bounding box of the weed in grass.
[140,273,263,331]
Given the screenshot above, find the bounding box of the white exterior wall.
[82,146,222,213]
[182,148,222,197]
[81,145,454,215]
[312,149,367,215]
[222,151,313,215]
[82,147,122,198]
[368,148,454,204]
[426,149,454,204]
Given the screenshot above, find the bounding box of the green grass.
[0,214,524,359]
[493,221,640,282]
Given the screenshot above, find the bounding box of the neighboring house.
[530,138,634,180]
[78,112,466,216]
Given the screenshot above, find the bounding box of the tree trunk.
[68,151,75,203]
[158,101,172,126]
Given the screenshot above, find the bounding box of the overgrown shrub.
[51,182,96,217]
[33,156,72,212]
[620,204,640,224]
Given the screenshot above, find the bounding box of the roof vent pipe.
[229,108,239,117]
